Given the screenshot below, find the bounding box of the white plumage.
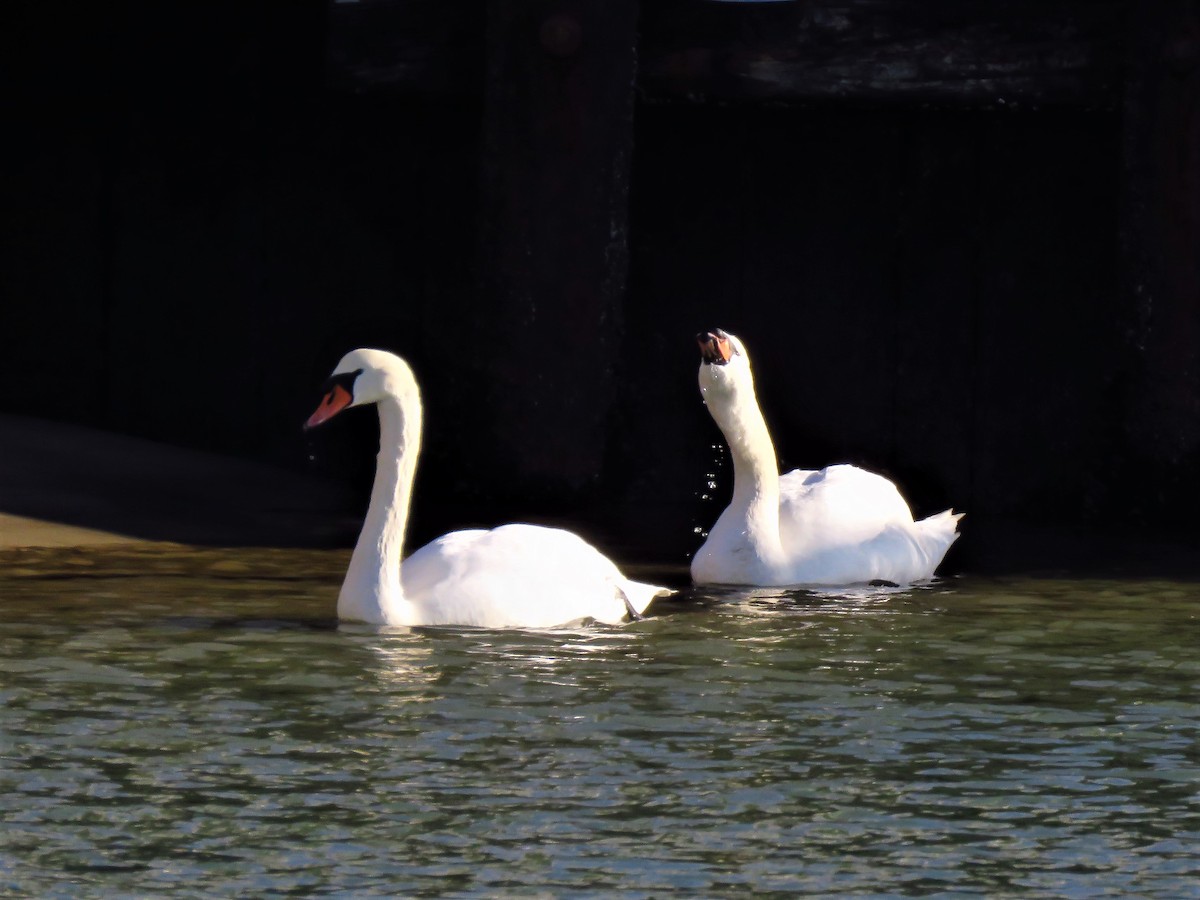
[306,349,670,628]
[691,330,961,587]
[399,524,668,628]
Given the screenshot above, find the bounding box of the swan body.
[306,349,670,628]
[692,330,961,587]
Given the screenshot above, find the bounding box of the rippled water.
[2,547,1199,897]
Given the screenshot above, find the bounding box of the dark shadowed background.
[2,0,1198,573]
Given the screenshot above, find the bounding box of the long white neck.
[708,382,787,571]
[338,394,422,625]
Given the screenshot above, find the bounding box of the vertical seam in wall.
[889,111,906,473]
[967,114,984,519]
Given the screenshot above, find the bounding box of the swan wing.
[401,524,670,628]
[778,464,913,553]
[777,465,960,584]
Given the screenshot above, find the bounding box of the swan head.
[305,348,418,429]
[696,329,753,403]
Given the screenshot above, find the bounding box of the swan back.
[401,524,666,628]
[778,465,913,554]
[777,465,942,584]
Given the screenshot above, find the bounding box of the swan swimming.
[306,348,671,628]
[691,329,961,587]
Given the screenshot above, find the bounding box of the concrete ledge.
[0,414,359,549]
[0,512,141,548]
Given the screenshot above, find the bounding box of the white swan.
[691,329,962,587]
[305,349,671,628]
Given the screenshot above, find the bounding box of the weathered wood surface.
[639,0,1128,107]
[1119,0,1200,495]
[327,0,484,96]
[7,0,1199,566]
[476,0,641,501]
[329,0,1129,108]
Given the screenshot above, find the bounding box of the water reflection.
[695,580,924,618]
[362,630,438,692]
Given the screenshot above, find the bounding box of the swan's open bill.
[697,329,734,365]
[305,348,671,627]
[692,329,962,587]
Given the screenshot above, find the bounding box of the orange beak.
[305,384,353,430]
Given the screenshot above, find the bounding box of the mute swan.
[692,329,962,587]
[305,349,671,628]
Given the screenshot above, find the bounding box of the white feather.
[402,524,665,628]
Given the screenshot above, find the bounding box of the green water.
[2,548,1199,897]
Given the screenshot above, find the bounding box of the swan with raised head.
[305,348,671,628]
[692,329,962,587]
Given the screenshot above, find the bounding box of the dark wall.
[2,2,486,546]
[618,104,1126,566]
[3,2,1196,570]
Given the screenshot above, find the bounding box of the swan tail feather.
[919,508,964,539]
[909,508,964,576]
